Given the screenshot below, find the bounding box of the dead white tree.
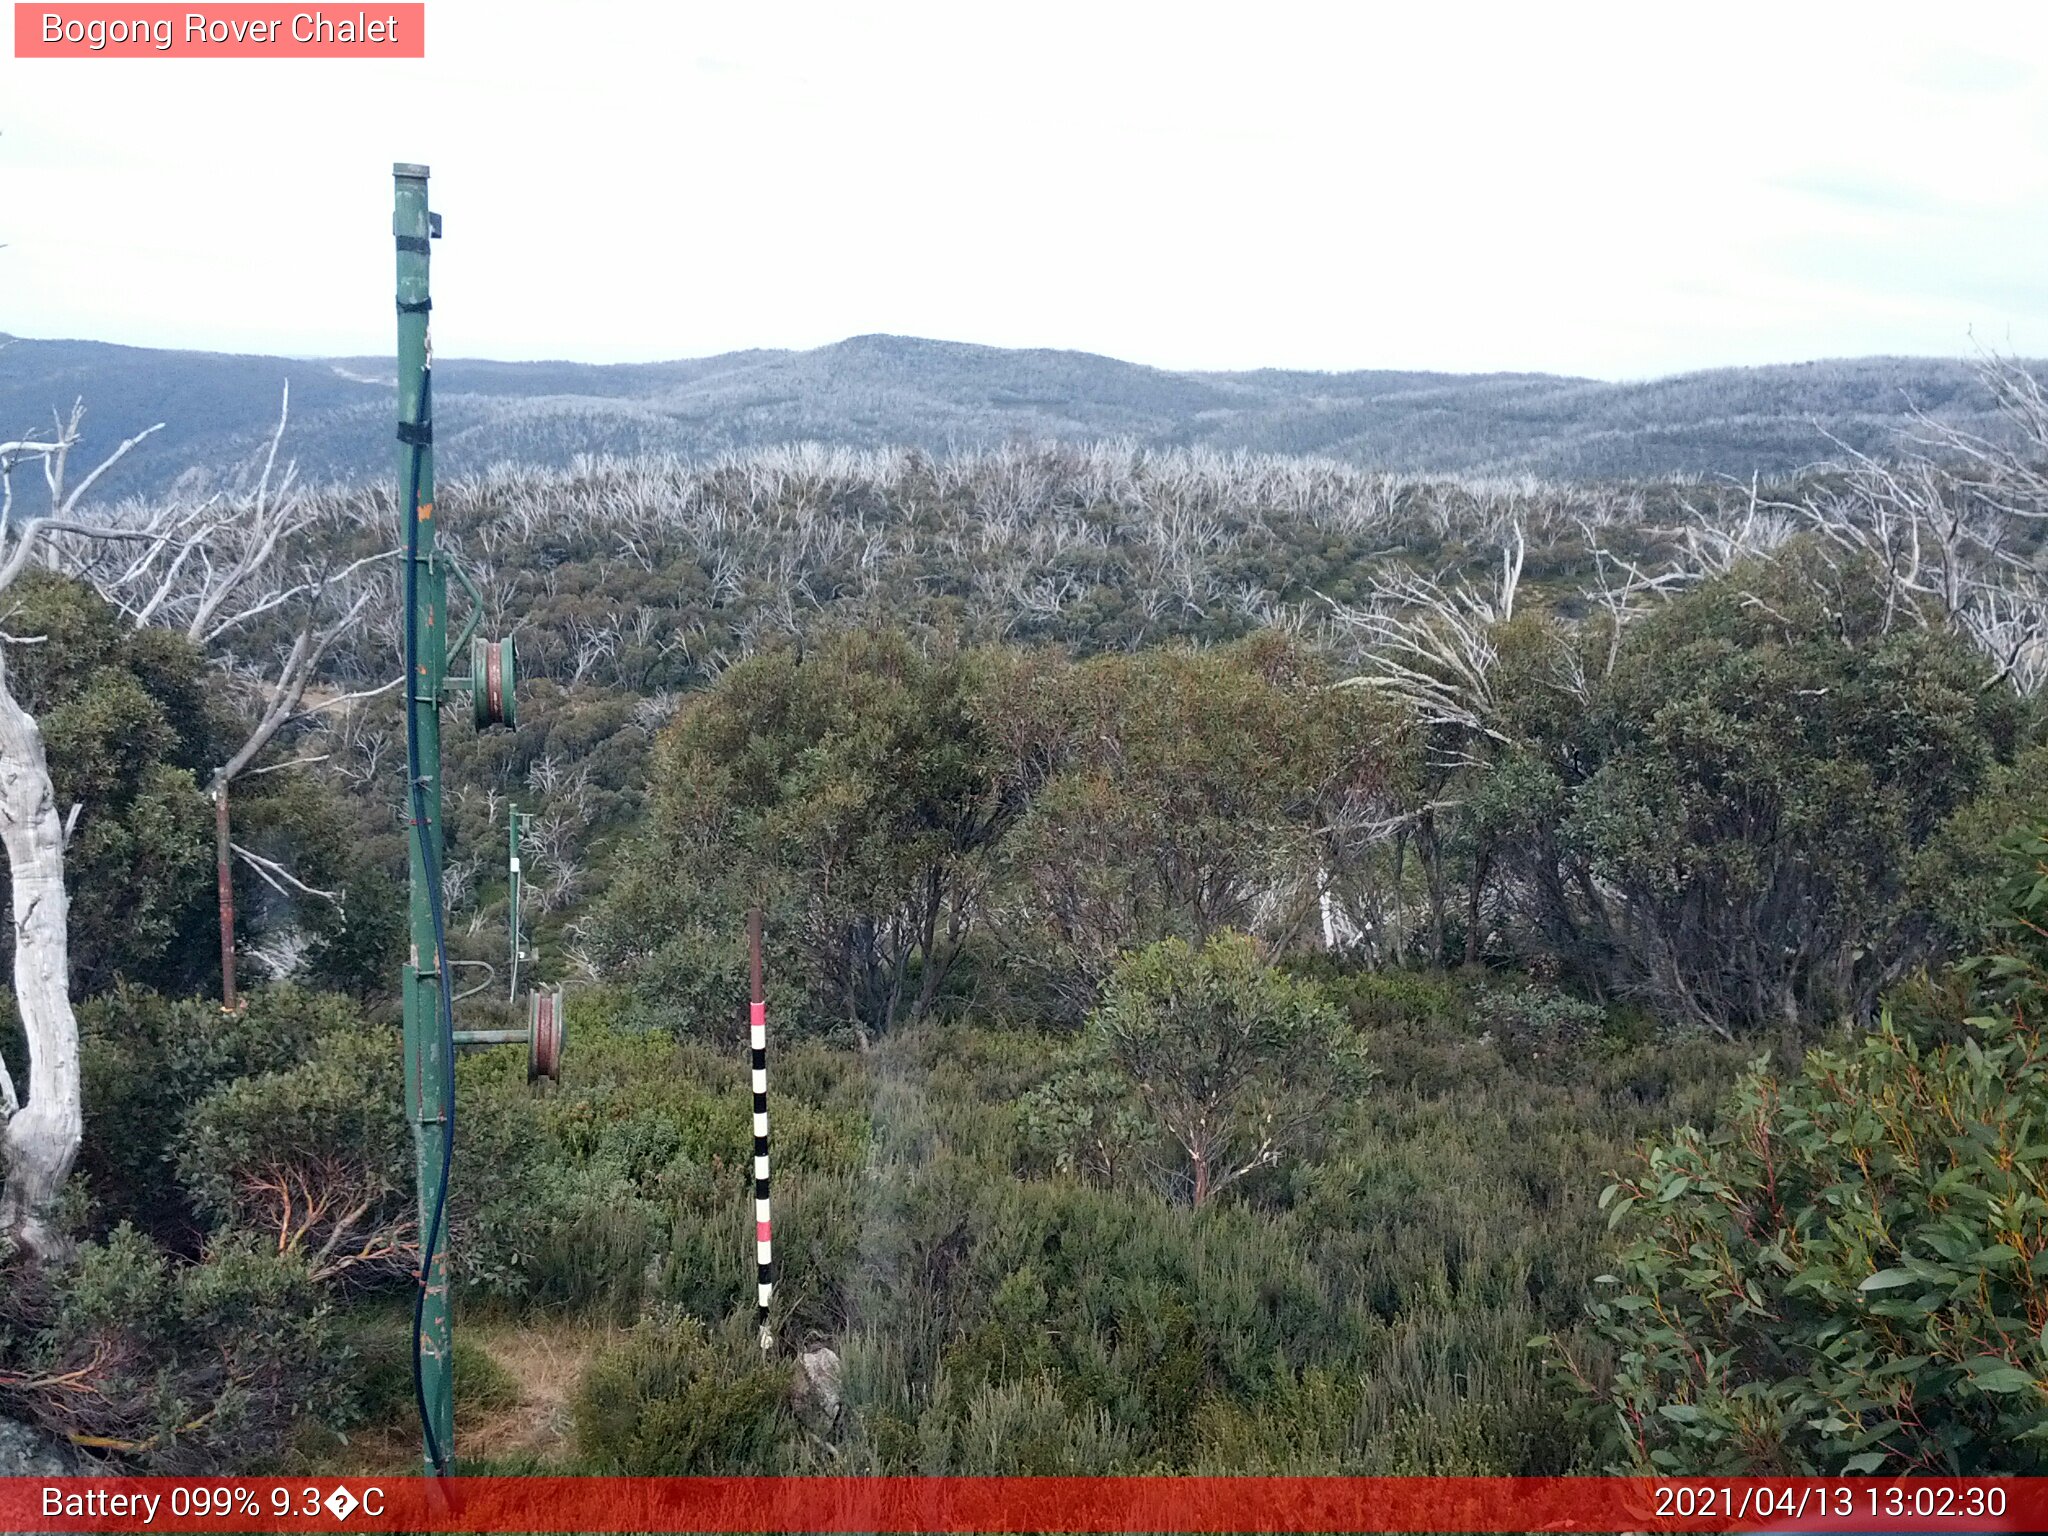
[1659,357,2048,696]
[57,388,398,1005]
[1327,524,1526,756]
[522,809,582,914]
[565,616,620,685]
[1323,526,1529,966]
[0,406,164,1256]
[1565,522,1694,697]
[1785,366,2048,695]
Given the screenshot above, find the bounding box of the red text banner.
[0,1476,2039,1533]
[14,4,424,57]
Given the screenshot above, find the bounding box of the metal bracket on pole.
[447,556,484,656]
[439,558,518,728]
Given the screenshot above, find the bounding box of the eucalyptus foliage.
[1556,835,2048,1472]
[1023,932,1369,1206]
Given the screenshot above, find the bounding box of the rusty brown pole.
[749,906,764,1012]
[214,780,237,1012]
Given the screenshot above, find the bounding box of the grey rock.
[791,1345,842,1435]
[0,1416,77,1476]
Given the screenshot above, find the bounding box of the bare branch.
[230,843,342,905]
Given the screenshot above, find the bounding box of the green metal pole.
[394,160,453,1473]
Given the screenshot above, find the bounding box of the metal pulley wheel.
[472,635,517,729]
[527,985,564,1083]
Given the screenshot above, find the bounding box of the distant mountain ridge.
[0,330,2028,499]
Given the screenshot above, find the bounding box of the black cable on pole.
[401,364,456,1478]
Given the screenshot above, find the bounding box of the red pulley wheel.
[528,987,563,1083]
[472,636,517,730]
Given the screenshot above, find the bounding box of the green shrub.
[1910,746,2048,953]
[597,632,1062,1044]
[324,1310,519,1434]
[80,986,365,1233]
[0,1227,342,1470]
[923,1372,1134,1474]
[452,1029,676,1310]
[4,574,221,997]
[1553,835,2048,1472]
[578,989,1744,1474]
[176,1028,410,1285]
[574,1314,792,1472]
[1001,634,1404,1014]
[1022,933,1368,1205]
[468,1159,659,1317]
[1475,984,1606,1067]
[1551,542,2020,1033]
[453,1334,520,1414]
[338,1309,417,1427]
[1307,967,1468,1034]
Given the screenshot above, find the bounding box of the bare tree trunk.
[1421,813,1446,967]
[910,866,944,1023]
[1389,829,1407,967]
[0,657,81,1259]
[214,777,237,1011]
[1463,847,1491,968]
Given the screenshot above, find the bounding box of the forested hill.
[1,330,2029,499]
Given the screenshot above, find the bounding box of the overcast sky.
[4,1,2046,379]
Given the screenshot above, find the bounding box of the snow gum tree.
[0,406,163,1253]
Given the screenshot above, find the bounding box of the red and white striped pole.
[748,907,773,1351]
